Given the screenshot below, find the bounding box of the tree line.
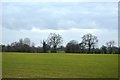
[1,33,119,54]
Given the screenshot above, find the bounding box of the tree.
[31,42,36,53]
[94,48,101,54]
[9,38,31,52]
[23,38,31,46]
[79,42,86,53]
[106,40,115,54]
[101,45,107,54]
[119,47,120,54]
[65,40,79,53]
[31,42,35,47]
[57,46,65,52]
[106,40,115,48]
[41,40,49,53]
[81,33,98,53]
[118,41,120,54]
[19,38,23,45]
[47,33,63,53]
[1,45,6,52]
[112,46,119,54]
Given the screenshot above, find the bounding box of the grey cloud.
[2,2,117,30]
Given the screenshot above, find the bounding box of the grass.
[2,52,118,78]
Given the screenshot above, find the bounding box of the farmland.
[2,52,118,78]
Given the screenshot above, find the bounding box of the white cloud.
[2,2,117,30]
[2,2,118,47]
[3,27,118,47]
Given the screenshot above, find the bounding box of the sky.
[1,2,118,47]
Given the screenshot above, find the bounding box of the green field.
[2,52,118,78]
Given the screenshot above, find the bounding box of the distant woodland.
[1,33,120,54]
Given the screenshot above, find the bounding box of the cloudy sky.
[2,2,118,47]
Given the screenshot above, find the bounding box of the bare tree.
[101,45,107,54]
[41,40,49,53]
[81,33,98,53]
[106,40,115,54]
[23,38,31,46]
[106,40,115,47]
[47,33,63,53]
[31,42,35,47]
[19,38,23,45]
[79,42,86,53]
